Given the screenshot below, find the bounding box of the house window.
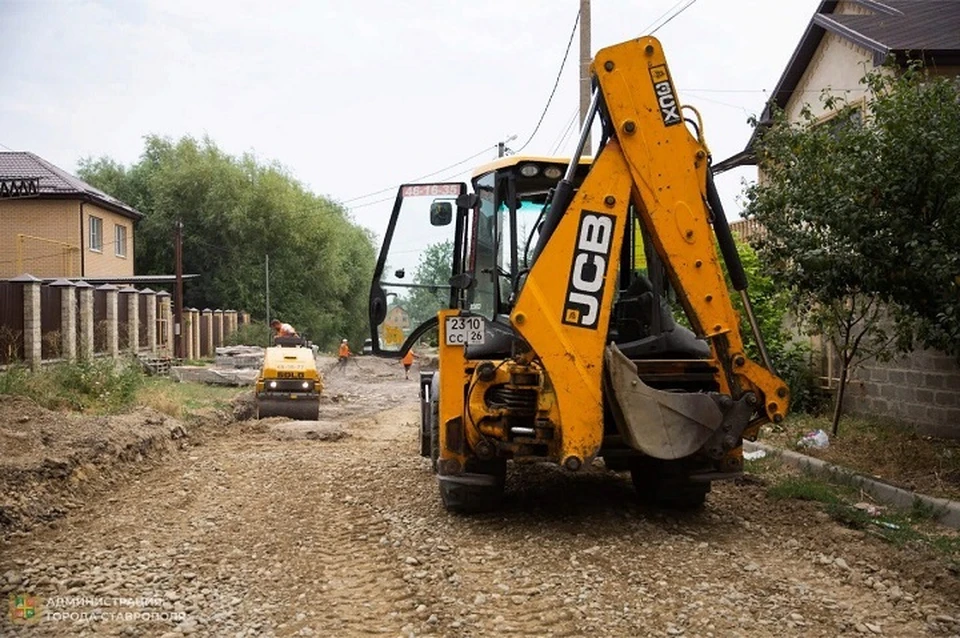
[89,216,103,252]
[115,224,127,258]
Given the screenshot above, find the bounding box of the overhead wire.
[549,106,580,156]
[650,0,701,34]
[641,0,688,33]
[551,108,582,156]
[514,6,581,155]
[341,145,497,205]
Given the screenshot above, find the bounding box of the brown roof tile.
[0,151,142,219]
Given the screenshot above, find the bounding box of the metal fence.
[39,286,61,359]
[0,282,24,364]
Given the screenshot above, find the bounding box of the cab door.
[368,182,469,356]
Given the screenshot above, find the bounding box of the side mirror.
[430,201,453,226]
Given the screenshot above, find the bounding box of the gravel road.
[2,357,959,637]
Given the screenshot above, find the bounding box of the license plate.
[444,316,485,346]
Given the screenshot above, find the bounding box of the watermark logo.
[9,593,41,624]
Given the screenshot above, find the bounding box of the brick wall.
[0,199,135,278]
[82,203,135,278]
[842,349,960,438]
[0,199,80,278]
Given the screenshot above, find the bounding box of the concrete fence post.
[225,310,237,339]
[97,284,119,358]
[192,309,201,358]
[156,291,172,355]
[75,281,94,360]
[142,288,157,353]
[50,279,77,361]
[185,308,197,360]
[184,308,195,360]
[119,286,139,356]
[11,274,42,370]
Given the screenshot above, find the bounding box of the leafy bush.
[727,240,825,414]
[225,323,271,347]
[0,358,143,413]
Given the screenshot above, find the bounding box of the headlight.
[268,380,278,389]
[544,166,562,180]
[520,164,540,177]
[301,381,310,389]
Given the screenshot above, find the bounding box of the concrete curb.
[744,440,960,529]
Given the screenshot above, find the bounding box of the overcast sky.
[1,0,821,239]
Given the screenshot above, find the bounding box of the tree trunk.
[831,358,850,437]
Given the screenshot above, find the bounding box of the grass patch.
[767,475,851,504]
[137,376,246,418]
[0,358,143,413]
[762,413,960,502]
[761,465,960,559]
[0,361,247,418]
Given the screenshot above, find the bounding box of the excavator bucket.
[256,395,320,420]
[604,344,724,460]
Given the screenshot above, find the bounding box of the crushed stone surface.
[1,356,958,637]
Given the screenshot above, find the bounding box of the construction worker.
[401,348,416,380]
[338,339,351,368]
[271,319,297,339]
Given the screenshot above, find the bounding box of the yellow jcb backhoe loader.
[368,35,788,512]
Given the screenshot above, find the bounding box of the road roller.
[256,336,323,420]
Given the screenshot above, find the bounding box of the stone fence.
[0,274,251,369]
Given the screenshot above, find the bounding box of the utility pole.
[264,254,270,346]
[498,134,517,158]
[579,0,592,156]
[173,220,184,359]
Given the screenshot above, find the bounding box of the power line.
[642,0,687,33]
[341,145,497,204]
[548,106,579,155]
[551,107,581,156]
[651,0,701,34]
[515,6,581,154]
[684,92,758,116]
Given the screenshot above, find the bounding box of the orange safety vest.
[338,343,350,358]
[402,350,414,366]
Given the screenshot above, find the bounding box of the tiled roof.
[822,1,960,52]
[715,0,960,172]
[0,151,142,219]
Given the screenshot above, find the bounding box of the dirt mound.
[0,395,191,536]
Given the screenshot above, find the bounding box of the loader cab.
[367,155,696,358]
[468,156,593,320]
[367,157,592,357]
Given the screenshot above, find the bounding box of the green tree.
[726,239,822,415]
[405,240,453,327]
[741,64,960,434]
[78,135,375,349]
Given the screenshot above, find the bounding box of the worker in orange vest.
[401,348,416,380]
[338,339,351,368]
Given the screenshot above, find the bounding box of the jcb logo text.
[563,211,615,329]
[650,64,681,126]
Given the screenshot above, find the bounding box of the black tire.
[602,456,631,472]
[429,396,440,473]
[419,396,431,458]
[628,457,709,510]
[438,459,506,514]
